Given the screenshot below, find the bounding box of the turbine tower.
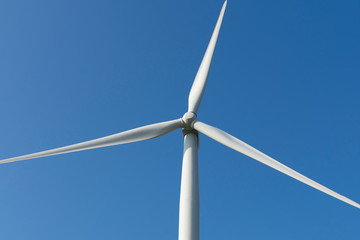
[1,1,359,240]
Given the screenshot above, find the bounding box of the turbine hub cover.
[182,112,197,129]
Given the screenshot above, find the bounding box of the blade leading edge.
[188,0,227,113]
[193,121,360,209]
[1,119,183,164]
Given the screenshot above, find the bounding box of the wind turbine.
[1,1,359,240]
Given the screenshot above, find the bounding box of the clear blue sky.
[1,0,359,239]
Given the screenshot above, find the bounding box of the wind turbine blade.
[193,121,360,209]
[188,1,227,113]
[1,119,183,164]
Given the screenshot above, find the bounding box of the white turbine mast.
[1,1,359,240]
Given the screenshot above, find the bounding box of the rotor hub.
[182,112,197,129]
